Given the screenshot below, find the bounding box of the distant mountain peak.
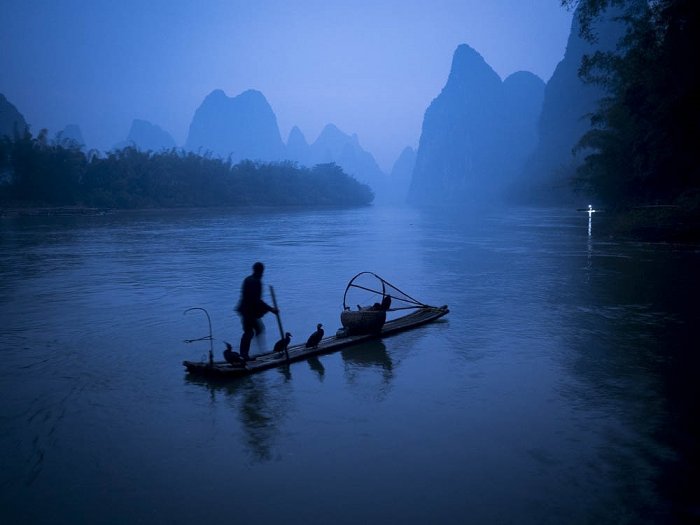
[320,123,342,136]
[286,125,310,165]
[238,89,266,100]
[56,124,85,147]
[287,125,308,146]
[202,88,271,111]
[203,89,227,103]
[0,93,28,138]
[111,118,176,151]
[409,42,544,205]
[504,70,544,85]
[185,88,285,161]
[446,44,499,87]
[126,119,176,150]
[451,43,485,68]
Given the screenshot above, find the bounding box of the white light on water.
[584,204,597,237]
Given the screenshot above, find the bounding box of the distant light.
[586,204,597,237]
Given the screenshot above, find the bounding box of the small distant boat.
[183,272,449,379]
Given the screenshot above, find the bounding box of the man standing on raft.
[236,262,278,361]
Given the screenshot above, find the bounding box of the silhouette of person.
[236,262,277,360]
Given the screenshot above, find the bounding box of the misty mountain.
[286,126,311,166]
[408,44,544,205]
[55,124,85,147]
[310,124,386,187]
[515,5,629,204]
[0,94,28,138]
[388,146,416,205]
[185,89,285,162]
[116,119,176,152]
[502,71,545,173]
[286,123,390,201]
[185,89,390,199]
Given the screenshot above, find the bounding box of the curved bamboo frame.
[342,271,430,312]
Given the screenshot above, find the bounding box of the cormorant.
[305,323,324,348]
[223,342,246,365]
[273,332,292,353]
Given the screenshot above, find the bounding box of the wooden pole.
[269,285,289,362]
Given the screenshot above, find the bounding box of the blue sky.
[1,0,573,171]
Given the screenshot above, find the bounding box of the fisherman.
[236,262,278,361]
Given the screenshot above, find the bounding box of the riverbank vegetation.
[564,0,699,238]
[0,130,373,209]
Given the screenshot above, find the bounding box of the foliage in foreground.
[562,0,699,211]
[0,130,373,208]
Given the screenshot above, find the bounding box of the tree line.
[564,0,699,212]
[0,129,373,209]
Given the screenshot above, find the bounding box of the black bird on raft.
[305,323,324,348]
[223,342,246,366]
[274,332,292,353]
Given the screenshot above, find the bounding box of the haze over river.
[1,206,697,524]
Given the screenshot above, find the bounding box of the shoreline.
[598,205,700,244]
[0,206,112,217]
[0,202,374,218]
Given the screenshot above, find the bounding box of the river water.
[0,206,698,524]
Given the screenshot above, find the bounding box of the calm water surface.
[0,206,698,524]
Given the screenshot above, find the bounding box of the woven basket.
[340,309,386,335]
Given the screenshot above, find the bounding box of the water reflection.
[276,363,292,382]
[341,341,394,399]
[4,206,698,524]
[585,222,596,285]
[306,356,325,381]
[559,234,700,523]
[587,207,594,236]
[185,375,289,462]
[184,341,395,460]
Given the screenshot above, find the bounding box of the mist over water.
[1,206,697,524]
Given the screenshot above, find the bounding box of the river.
[0,205,697,524]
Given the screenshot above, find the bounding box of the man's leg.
[240,317,255,359]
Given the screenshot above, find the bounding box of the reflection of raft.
[183,272,448,379]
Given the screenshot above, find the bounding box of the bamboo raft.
[183,305,448,379]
